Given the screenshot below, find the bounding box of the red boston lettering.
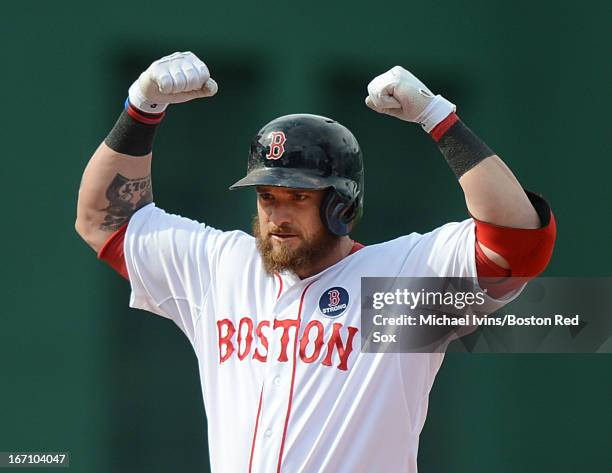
[216,316,359,371]
[273,318,299,362]
[237,317,254,360]
[217,319,236,363]
[322,323,359,371]
[253,320,270,362]
[299,320,325,363]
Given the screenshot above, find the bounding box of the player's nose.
[267,203,295,229]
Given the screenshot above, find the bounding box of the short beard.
[252,215,340,275]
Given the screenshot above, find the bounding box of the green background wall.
[1,1,610,472]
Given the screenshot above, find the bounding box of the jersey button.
[273,376,281,386]
[264,428,273,438]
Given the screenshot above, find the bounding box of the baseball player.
[75,52,556,472]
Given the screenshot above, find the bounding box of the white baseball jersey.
[123,203,521,473]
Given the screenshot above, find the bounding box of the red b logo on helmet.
[266,131,286,160]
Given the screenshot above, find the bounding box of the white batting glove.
[365,66,455,132]
[128,51,218,113]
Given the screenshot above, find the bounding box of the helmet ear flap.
[321,189,357,236]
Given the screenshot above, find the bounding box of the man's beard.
[252,215,340,275]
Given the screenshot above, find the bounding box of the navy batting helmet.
[229,114,364,236]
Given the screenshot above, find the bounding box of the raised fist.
[128,51,218,113]
[365,66,455,132]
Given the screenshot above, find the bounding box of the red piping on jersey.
[277,281,316,473]
[249,273,285,470]
[248,386,264,473]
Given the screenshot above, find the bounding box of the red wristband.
[124,99,165,125]
[430,112,459,142]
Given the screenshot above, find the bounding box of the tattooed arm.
[76,53,217,252]
[75,142,152,252]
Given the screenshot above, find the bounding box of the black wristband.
[437,119,495,178]
[104,109,159,156]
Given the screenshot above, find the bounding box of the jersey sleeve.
[400,218,524,306]
[123,203,225,343]
[402,219,478,277]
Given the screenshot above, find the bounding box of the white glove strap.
[415,95,456,133]
[128,80,168,113]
